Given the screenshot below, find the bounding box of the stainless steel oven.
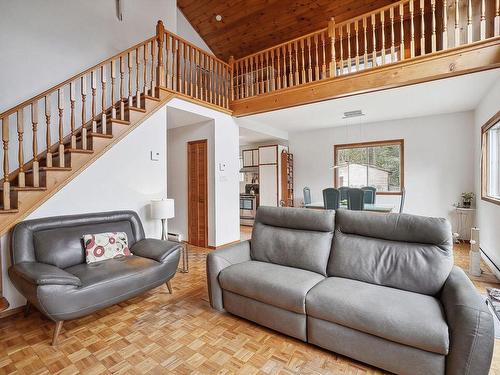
[240,194,257,226]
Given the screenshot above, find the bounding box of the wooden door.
[187,140,208,247]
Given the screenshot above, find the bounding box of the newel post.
[156,20,166,87]
[229,55,235,102]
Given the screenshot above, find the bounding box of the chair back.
[303,187,312,205]
[338,186,350,201]
[347,188,365,211]
[399,187,406,213]
[361,186,377,204]
[323,188,340,210]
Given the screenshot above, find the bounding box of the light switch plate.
[219,162,227,171]
[150,151,160,161]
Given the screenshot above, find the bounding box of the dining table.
[304,202,395,213]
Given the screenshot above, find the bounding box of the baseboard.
[0,305,23,319]
[480,247,500,281]
[208,240,241,250]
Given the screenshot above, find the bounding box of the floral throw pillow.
[83,232,131,264]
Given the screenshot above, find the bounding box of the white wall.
[1,106,168,310]
[176,9,213,54]
[474,77,500,273]
[167,120,216,245]
[289,111,475,221]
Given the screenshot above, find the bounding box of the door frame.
[187,139,208,247]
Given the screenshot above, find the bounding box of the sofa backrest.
[328,210,453,295]
[11,210,145,269]
[251,206,335,275]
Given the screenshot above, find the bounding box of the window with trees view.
[334,139,404,194]
[482,112,500,205]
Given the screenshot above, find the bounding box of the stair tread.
[64,148,94,154]
[127,106,146,113]
[1,186,46,192]
[88,132,113,139]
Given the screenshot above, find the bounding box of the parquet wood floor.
[0,233,499,374]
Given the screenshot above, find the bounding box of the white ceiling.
[239,126,287,146]
[167,107,211,129]
[240,68,500,133]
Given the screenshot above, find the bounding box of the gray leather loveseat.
[207,207,494,375]
[9,210,181,345]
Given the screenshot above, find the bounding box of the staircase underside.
[231,37,500,117]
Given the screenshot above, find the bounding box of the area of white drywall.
[1,106,168,310]
[176,8,214,54]
[289,111,475,223]
[474,77,500,276]
[167,120,216,245]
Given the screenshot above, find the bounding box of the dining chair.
[338,186,350,202]
[399,187,406,213]
[323,188,340,210]
[303,187,312,205]
[361,186,377,204]
[347,188,365,211]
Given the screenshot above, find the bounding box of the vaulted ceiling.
[177,0,397,61]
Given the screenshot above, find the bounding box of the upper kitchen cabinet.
[258,146,277,164]
[242,149,259,167]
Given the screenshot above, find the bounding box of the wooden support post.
[156,20,165,87]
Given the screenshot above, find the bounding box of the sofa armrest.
[206,240,251,311]
[440,266,494,375]
[10,262,82,287]
[131,239,182,263]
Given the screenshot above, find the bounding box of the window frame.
[481,111,500,206]
[333,139,404,196]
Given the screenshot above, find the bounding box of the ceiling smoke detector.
[215,14,223,22]
[342,110,365,119]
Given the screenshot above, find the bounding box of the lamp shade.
[151,199,175,219]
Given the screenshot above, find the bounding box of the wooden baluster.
[150,40,156,95]
[480,0,486,40]
[258,53,263,94]
[243,58,248,96]
[455,0,460,47]
[17,109,25,187]
[306,37,312,81]
[81,76,88,150]
[390,7,395,62]
[314,34,320,79]
[466,0,473,43]
[276,49,282,89]
[420,0,426,55]
[220,60,225,105]
[288,43,294,86]
[209,57,214,102]
[143,44,148,96]
[495,0,500,36]
[70,82,76,149]
[203,54,208,101]
[111,60,117,119]
[156,21,165,87]
[101,65,107,134]
[371,14,377,66]
[45,96,52,168]
[354,21,360,71]
[91,70,97,132]
[443,0,448,49]
[400,4,405,60]
[346,23,352,72]
[321,31,327,78]
[135,48,141,107]
[120,56,126,121]
[194,50,199,99]
[127,52,133,107]
[431,0,437,52]
[257,54,262,95]
[237,59,242,99]
[410,0,416,58]
[328,18,336,77]
[57,89,64,167]
[270,51,275,91]
[380,10,386,64]
[2,117,10,209]
[252,55,257,95]
[264,51,269,93]
[340,25,345,72]
[190,46,195,96]
[300,39,306,83]
[184,44,189,94]
[31,102,39,187]
[363,18,368,66]
[178,41,183,94]
[294,41,300,85]
[282,46,288,88]
[165,34,171,89]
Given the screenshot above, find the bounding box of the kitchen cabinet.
[259,146,277,164]
[242,149,259,167]
[252,149,259,166]
[259,164,278,206]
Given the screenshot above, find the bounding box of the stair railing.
[231,0,500,101]
[0,21,231,211]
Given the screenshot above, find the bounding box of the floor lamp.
[151,199,175,240]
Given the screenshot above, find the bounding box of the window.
[334,139,404,194]
[482,111,500,205]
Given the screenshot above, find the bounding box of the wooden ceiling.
[177,0,398,61]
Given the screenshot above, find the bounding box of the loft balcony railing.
[0,21,231,211]
[230,0,500,101]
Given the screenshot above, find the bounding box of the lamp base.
[160,218,167,241]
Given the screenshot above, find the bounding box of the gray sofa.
[9,210,181,345]
[207,207,494,375]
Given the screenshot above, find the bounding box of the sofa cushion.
[306,277,449,355]
[251,207,335,275]
[219,261,324,314]
[328,210,453,295]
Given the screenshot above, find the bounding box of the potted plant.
[461,192,474,208]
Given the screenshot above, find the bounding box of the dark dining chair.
[399,187,406,213]
[347,188,365,210]
[323,188,340,210]
[338,186,350,202]
[361,186,376,204]
[303,187,312,205]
